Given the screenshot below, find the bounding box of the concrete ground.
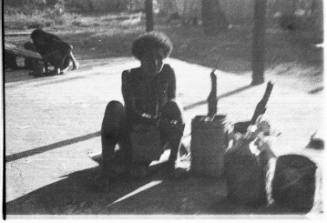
[4,57,324,216]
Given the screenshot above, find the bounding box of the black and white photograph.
[2,0,325,219]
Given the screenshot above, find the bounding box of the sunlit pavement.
[4,57,323,214]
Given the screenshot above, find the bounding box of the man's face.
[141,48,165,75]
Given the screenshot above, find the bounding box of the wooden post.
[251,0,267,85]
[207,70,217,117]
[145,0,154,31]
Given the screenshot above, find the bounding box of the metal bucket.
[190,114,228,177]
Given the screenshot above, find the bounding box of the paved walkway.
[5,57,324,215]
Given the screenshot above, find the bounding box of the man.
[100,32,185,185]
[30,28,79,75]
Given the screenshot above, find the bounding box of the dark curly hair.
[132,31,173,60]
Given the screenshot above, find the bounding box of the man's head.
[31,29,47,45]
[132,31,173,74]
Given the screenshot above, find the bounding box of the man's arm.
[122,70,136,114]
[167,65,177,100]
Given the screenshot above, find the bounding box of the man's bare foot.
[72,62,79,70]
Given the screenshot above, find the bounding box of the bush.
[4,0,67,30]
[4,8,67,30]
[65,0,129,13]
[4,12,49,30]
[4,0,47,9]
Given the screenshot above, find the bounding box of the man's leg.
[43,60,49,74]
[51,50,70,75]
[101,100,130,178]
[159,100,185,172]
[68,51,79,70]
[58,50,78,74]
[58,55,72,74]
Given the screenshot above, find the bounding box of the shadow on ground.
[6,156,306,215]
[6,132,101,162]
[7,157,223,214]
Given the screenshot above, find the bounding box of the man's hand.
[141,113,152,119]
[140,113,158,125]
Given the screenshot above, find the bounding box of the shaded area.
[6,164,216,214]
[6,159,305,215]
[6,131,101,162]
[164,25,322,74]
[6,165,155,214]
[5,23,322,76]
[4,70,38,84]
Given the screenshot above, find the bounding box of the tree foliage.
[201,0,228,35]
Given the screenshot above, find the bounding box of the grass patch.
[4,11,68,30]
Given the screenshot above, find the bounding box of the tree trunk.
[201,0,228,35]
[145,0,154,31]
[251,0,267,85]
